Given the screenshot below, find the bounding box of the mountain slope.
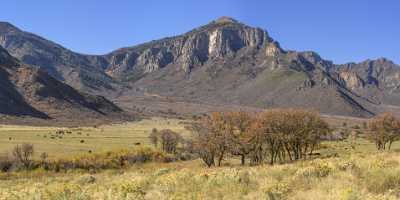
[0,22,115,94]
[104,17,374,117]
[0,46,126,123]
[1,17,399,117]
[334,58,400,105]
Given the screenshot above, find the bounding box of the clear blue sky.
[2,0,399,64]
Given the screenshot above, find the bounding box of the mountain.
[334,58,400,105]
[102,17,375,117]
[0,22,116,94]
[1,17,399,118]
[0,46,126,124]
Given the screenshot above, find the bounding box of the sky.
[1,0,399,64]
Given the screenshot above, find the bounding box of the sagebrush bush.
[0,156,13,172]
[295,160,335,179]
[2,153,400,200]
[49,147,174,172]
[364,168,400,194]
[265,182,291,200]
[0,146,182,173]
[340,187,361,200]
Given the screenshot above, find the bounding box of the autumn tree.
[191,112,234,167]
[224,111,253,165]
[159,129,182,153]
[249,109,329,165]
[367,113,400,150]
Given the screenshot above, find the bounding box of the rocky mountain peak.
[369,58,396,67]
[0,22,20,34]
[105,18,273,78]
[214,16,239,24]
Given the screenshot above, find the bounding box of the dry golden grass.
[1,116,400,199]
[0,118,190,158]
[1,152,400,200]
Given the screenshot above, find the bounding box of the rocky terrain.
[0,46,127,125]
[1,17,399,118]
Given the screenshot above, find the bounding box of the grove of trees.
[190,109,331,167]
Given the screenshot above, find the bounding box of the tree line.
[189,109,331,167]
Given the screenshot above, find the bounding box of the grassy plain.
[1,117,400,199]
[1,151,400,199]
[0,118,190,158]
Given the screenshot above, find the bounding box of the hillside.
[0,22,116,93]
[0,46,127,125]
[1,17,400,117]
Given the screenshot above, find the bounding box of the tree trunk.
[241,154,246,165]
[217,152,224,166]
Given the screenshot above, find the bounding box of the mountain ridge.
[1,17,399,118]
[0,46,129,125]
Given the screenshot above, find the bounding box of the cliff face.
[338,71,365,90]
[100,18,373,117]
[104,17,271,78]
[334,58,400,106]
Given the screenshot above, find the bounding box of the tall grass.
[1,152,400,199]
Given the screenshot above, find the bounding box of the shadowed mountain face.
[1,17,399,117]
[0,46,124,122]
[0,22,114,93]
[0,47,49,118]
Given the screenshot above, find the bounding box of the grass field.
[1,151,400,199]
[1,117,400,199]
[0,118,190,158]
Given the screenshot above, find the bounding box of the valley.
[0,3,399,199]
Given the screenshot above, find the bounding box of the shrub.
[265,182,291,200]
[119,182,146,199]
[160,130,181,153]
[0,155,13,172]
[352,125,360,129]
[295,160,335,178]
[46,147,175,172]
[76,175,96,184]
[12,143,34,169]
[365,169,400,194]
[341,187,361,200]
